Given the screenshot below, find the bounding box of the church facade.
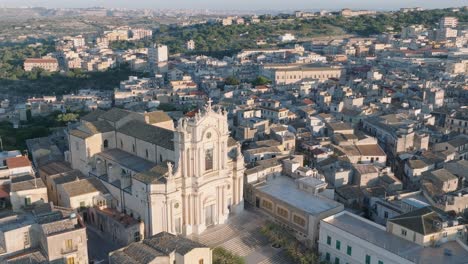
[67,103,244,237]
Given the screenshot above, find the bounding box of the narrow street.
[86,227,120,264]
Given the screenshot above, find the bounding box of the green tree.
[225,76,240,85]
[56,113,79,124]
[213,247,245,264]
[252,76,271,86]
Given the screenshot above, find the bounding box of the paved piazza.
[189,208,294,264]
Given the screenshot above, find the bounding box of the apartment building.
[24,58,59,72]
[319,211,468,264]
[340,8,376,17]
[434,135,468,160]
[131,28,153,40]
[440,17,458,28]
[445,109,468,135]
[1,204,88,264]
[362,114,430,167]
[387,207,466,247]
[9,176,48,212]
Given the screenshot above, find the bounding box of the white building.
[319,211,468,264]
[279,33,296,42]
[150,44,168,63]
[306,115,326,136]
[131,28,153,40]
[148,44,168,71]
[440,17,458,28]
[0,205,88,264]
[187,40,195,51]
[10,176,48,212]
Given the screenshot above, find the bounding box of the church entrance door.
[205,204,215,227]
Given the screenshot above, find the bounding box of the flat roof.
[256,175,342,215]
[6,156,31,169]
[323,212,468,263]
[296,176,326,187]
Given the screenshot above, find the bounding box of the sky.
[0,0,466,11]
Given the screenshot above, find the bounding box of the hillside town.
[0,5,467,264]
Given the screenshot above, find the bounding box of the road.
[86,227,120,264]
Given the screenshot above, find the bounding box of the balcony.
[61,245,78,254]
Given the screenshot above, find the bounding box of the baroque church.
[68,101,244,236]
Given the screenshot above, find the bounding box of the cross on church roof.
[206,98,213,111]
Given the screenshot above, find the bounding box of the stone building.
[1,204,88,264]
[245,171,343,246]
[23,58,59,72]
[261,64,343,85]
[67,103,245,237]
[109,231,211,264]
[9,175,48,212]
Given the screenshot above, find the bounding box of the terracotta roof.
[189,90,204,95]
[24,58,58,64]
[185,109,199,117]
[97,207,140,226]
[356,144,386,157]
[6,156,31,169]
[0,185,9,198]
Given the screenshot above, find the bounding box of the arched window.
[120,139,123,148]
[205,148,213,171]
[103,139,108,149]
[132,144,135,153]
[145,149,149,158]
[160,154,163,162]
